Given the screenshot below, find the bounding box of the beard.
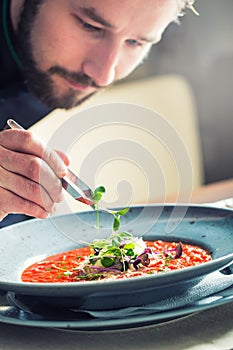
[15,1,99,109]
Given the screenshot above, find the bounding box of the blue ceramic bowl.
[0,205,232,310]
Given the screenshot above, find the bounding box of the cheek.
[30,16,85,71]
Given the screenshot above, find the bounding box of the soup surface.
[21,237,212,283]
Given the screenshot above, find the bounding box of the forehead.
[69,0,179,40]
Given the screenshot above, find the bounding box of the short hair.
[177,0,199,16]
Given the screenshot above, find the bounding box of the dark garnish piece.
[163,242,183,260]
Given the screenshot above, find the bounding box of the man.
[0,0,196,227]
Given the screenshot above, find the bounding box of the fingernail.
[60,166,68,177]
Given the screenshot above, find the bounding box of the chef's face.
[14,0,179,109]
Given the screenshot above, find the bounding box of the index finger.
[0,129,67,178]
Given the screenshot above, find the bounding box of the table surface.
[0,301,233,350]
[1,199,233,350]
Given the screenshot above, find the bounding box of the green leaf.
[101,257,114,267]
[92,192,103,202]
[125,248,135,256]
[94,186,106,195]
[115,207,130,216]
[118,232,133,240]
[91,239,108,250]
[111,236,121,247]
[89,257,99,265]
[113,215,121,231]
[91,186,106,208]
[105,247,122,256]
[124,242,135,250]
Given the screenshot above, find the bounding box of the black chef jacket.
[0,0,52,228]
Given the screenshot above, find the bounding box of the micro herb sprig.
[91,186,129,233]
[91,186,106,232]
[91,186,106,203]
[88,231,146,274]
[72,187,150,280]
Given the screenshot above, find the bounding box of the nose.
[82,41,120,87]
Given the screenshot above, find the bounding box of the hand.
[0,129,69,221]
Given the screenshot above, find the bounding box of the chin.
[61,91,98,110]
[34,88,96,110]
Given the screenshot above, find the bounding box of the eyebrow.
[79,6,115,29]
[79,6,157,44]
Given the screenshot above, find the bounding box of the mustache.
[48,66,102,89]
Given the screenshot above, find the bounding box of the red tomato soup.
[21,240,212,283]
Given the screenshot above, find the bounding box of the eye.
[82,21,101,33]
[74,15,103,34]
[126,39,143,48]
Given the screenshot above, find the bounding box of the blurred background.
[124,0,233,185]
[33,0,233,212]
